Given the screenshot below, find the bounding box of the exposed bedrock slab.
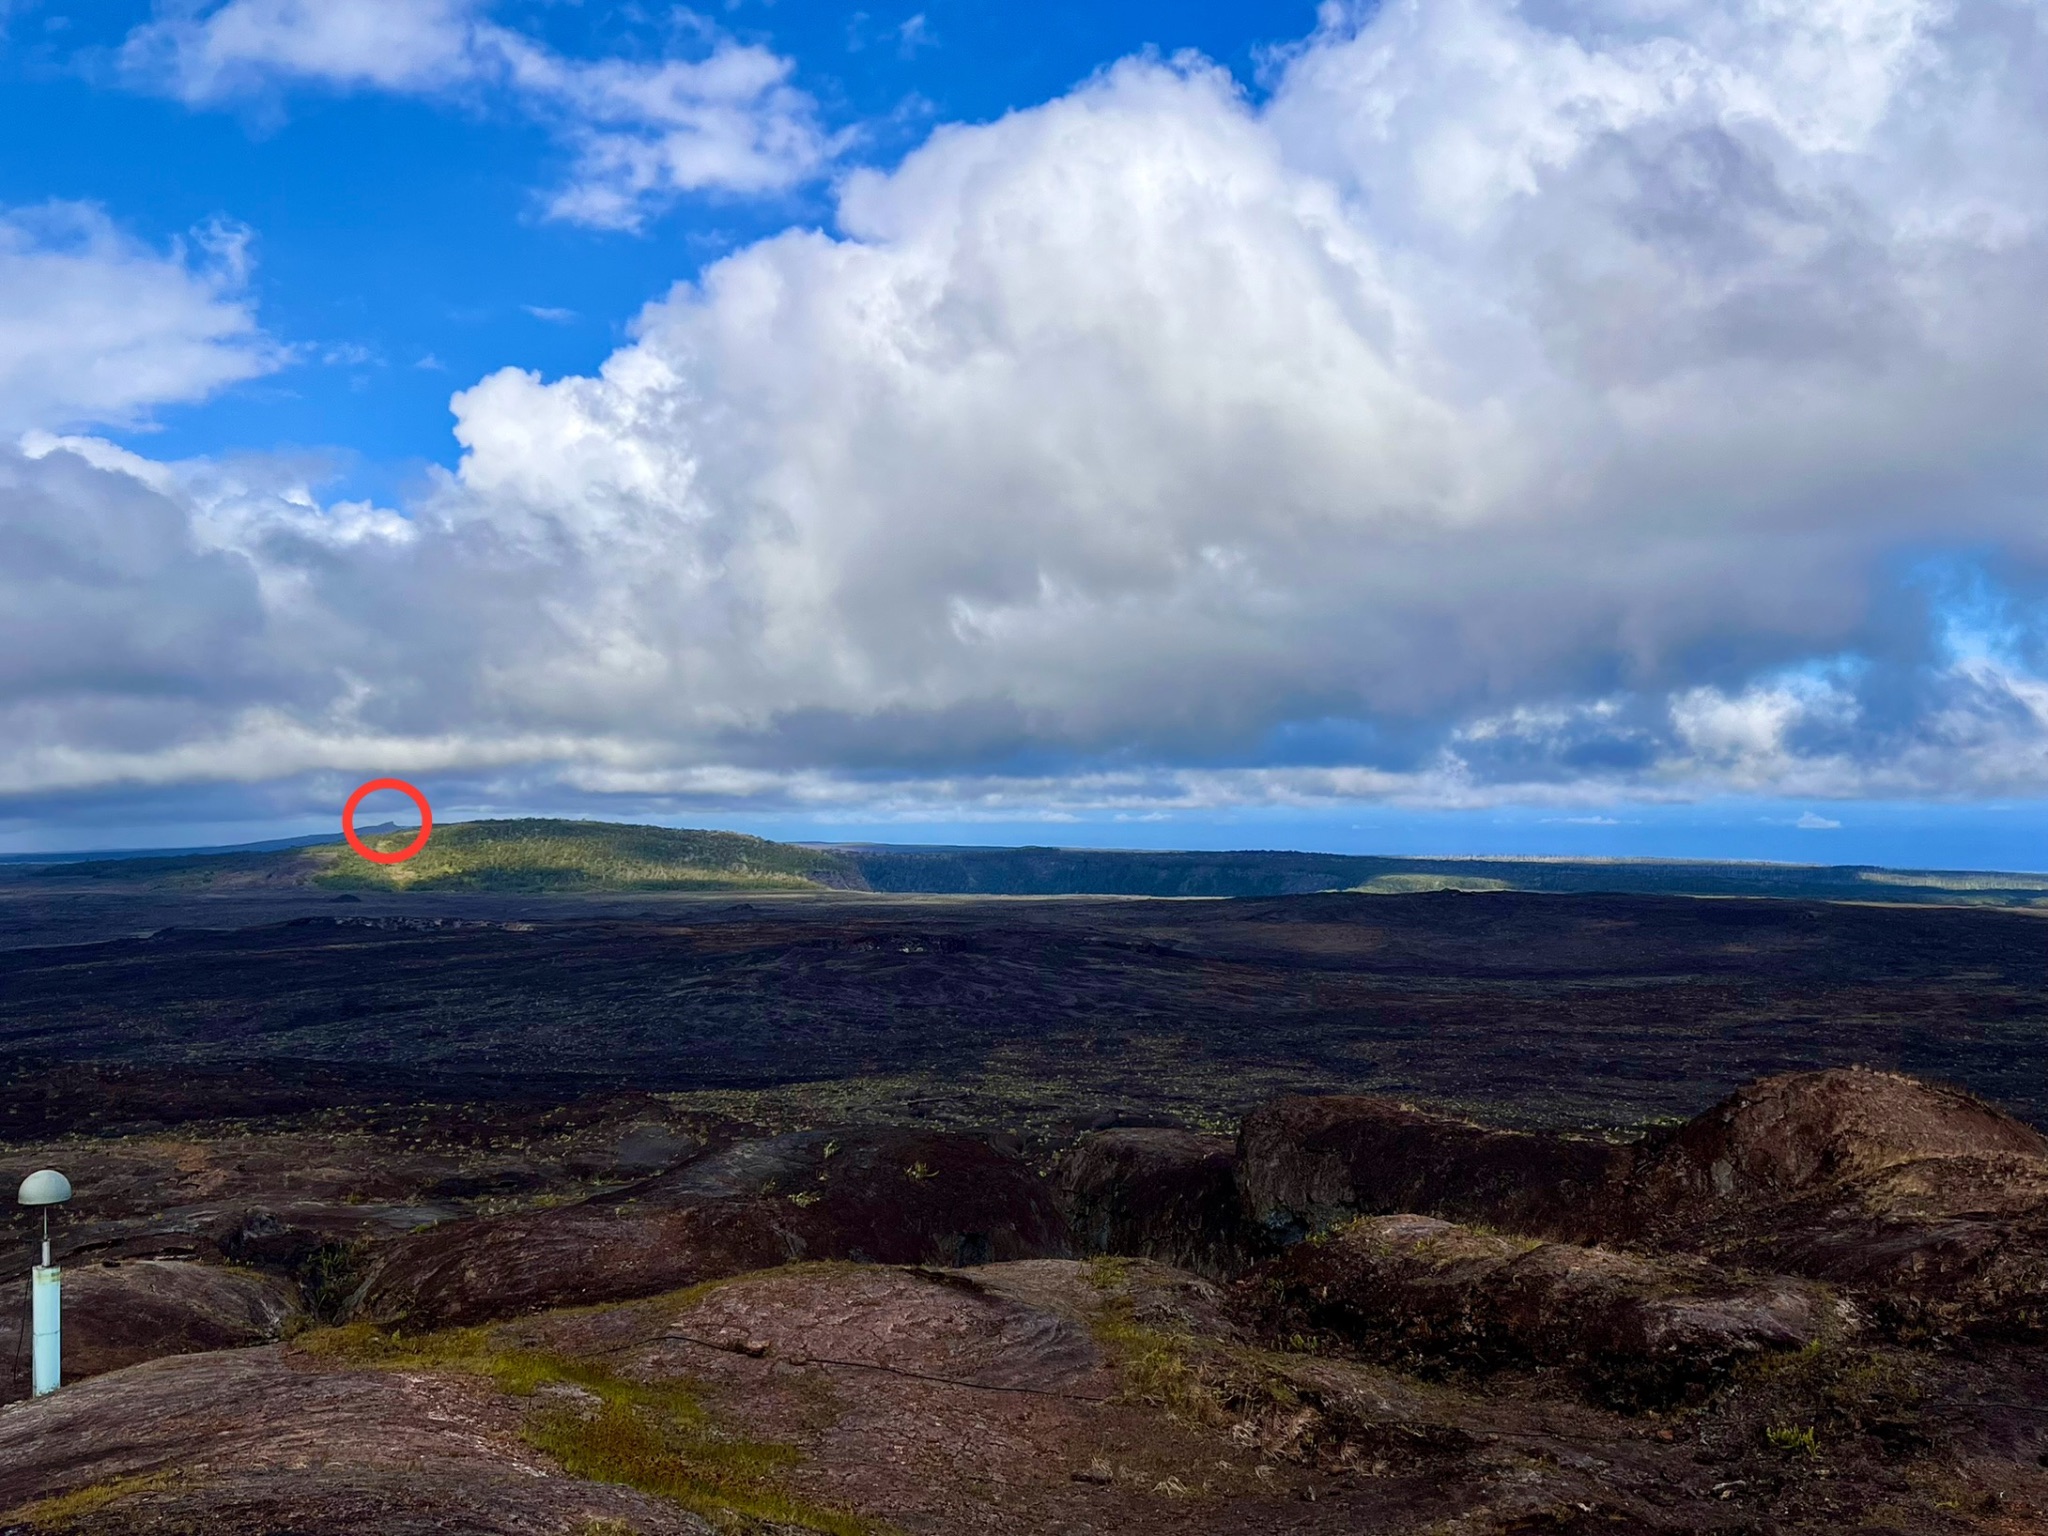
[0,1259,300,1405]
[1053,1127,1259,1278]
[1752,1205,2048,1343]
[0,1347,710,1535]
[0,1099,704,1326]
[350,1198,801,1330]
[1238,1213,1846,1409]
[3,1257,2034,1534]
[357,1126,1071,1328]
[658,1262,1111,1395]
[561,1120,700,1179]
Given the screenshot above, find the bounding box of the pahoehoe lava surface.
[4,889,2047,1129]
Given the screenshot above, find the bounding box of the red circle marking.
[343,779,433,865]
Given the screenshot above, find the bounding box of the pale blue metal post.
[30,1257,59,1396]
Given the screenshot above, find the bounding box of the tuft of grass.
[1766,1424,1820,1457]
[1084,1258,1228,1427]
[2,1473,180,1528]
[296,1238,369,1323]
[299,1321,872,1534]
[1739,1338,1925,1444]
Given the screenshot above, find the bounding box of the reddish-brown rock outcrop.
[356,1127,1072,1328]
[1617,1069,2048,1341]
[1235,1095,1630,1247]
[1624,1067,2048,1228]
[643,1126,1073,1268]
[1237,1070,2048,1345]
[1237,1213,1845,1409]
[351,1198,803,1330]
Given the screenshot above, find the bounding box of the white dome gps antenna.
[17,1168,70,1397]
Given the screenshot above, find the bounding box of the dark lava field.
[5,885,2047,1139]
[7,883,2048,1535]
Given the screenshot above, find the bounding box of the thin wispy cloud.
[896,15,935,59]
[0,203,275,432]
[121,0,832,228]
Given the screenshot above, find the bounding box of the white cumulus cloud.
[10,0,2048,824]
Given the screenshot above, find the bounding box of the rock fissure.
[664,1328,1118,1401]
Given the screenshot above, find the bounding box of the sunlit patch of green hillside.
[1351,873,1516,894]
[313,819,863,893]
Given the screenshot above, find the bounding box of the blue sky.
[4,0,2048,865]
[1,2,1317,496]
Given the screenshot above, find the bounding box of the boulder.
[1237,1213,1844,1409]
[1054,1128,1258,1277]
[1,1258,300,1403]
[625,1125,1072,1267]
[1236,1095,1630,1247]
[1624,1067,2048,1229]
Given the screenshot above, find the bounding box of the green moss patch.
[1,1473,182,1529]
[300,1320,873,1533]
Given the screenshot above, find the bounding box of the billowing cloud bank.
[9,0,2048,821]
